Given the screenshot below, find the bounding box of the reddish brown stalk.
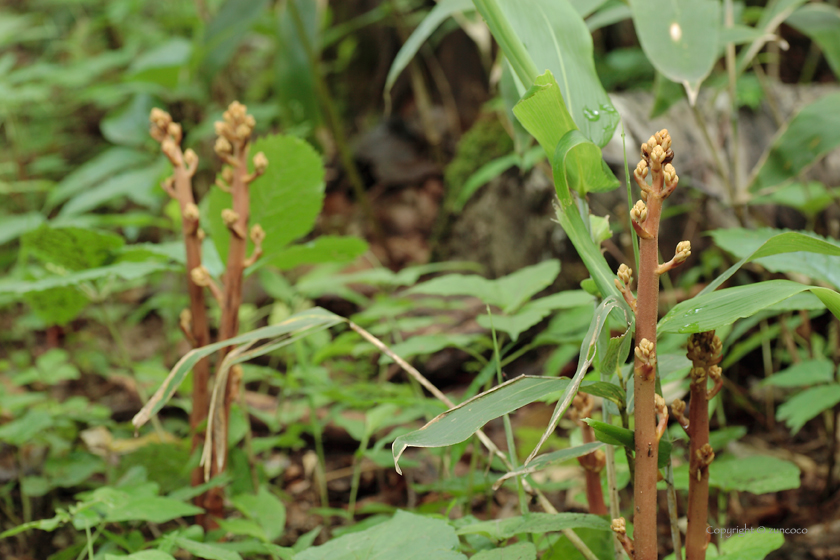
[619,130,689,560]
[572,395,607,515]
[683,332,722,560]
[204,102,267,523]
[150,110,213,518]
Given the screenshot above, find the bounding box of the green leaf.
[268,236,368,270]
[379,333,480,364]
[749,92,840,192]
[659,280,840,334]
[106,552,177,560]
[132,308,345,428]
[759,359,835,388]
[208,134,325,266]
[628,0,720,99]
[493,442,604,487]
[709,227,840,289]
[200,0,269,78]
[0,410,53,446]
[787,5,840,79]
[408,259,560,313]
[704,229,840,295]
[175,537,243,560]
[58,159,168,217]
[101,94,157,148]
[736,0,808,75]
[585,419,673,469]
[0,212,45,246]
[216,518,267,541]
[580,381,625,408]
[127,38,192,88]
[476,290,594,342]
[493,0,619,146]
[295,510,466,560]
[716,531,784,559]
[23,226,124,270]
[709,456,800,494]
[457,512,610,540]
[46,147,152,209]
[587,1,632,32]
[749,181,834,217]
[471,542,536,560]
[777,385,840,434]
[0,262,174,295]
[392,375,570,474]
[231,486,286,542]
[24,286,89,327]
[105,496,203,524]
[384,0,473,102]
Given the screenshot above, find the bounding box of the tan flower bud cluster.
[664,163,679,190]
[708,365,722,382]
[183,203,200,222]
[690,366,707,385]
[253,151,268,175]
[214,101,257,155]
[611,517,627,535]
[222,166,234,183]
[184,149,198,169]
[150,108,173,142]
[686,331,721,365]
[635,338,656,366]
[617,263,633,287]
[630,199,648,223]
[190,266,211,287]
[221,208,240,228]
[250,224,265,244]
[571,393,594,420]
[695,444,715,478]
[674,240,691,264]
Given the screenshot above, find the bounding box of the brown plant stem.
[149,110,213,521]
[572,395,607,515]
[683,332,722,560]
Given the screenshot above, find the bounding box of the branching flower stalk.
[150,109,212,514]
[150,102,267,527]
[614,130,690,559]
[672,331,723,560]
[571,394,607,515]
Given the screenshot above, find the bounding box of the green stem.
[471,0,539,87]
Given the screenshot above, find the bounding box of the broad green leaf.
[275,0,320,128]
[207,134,324,266]
[493,0,619,146]
[736,0,808,75]
[708,426,748,451]
[472,542,536,560]
[709,228,840,289]
[587,1,632,32]
[101,93,157,148]
[58,159,168,217]
[760,359,835,388]
[105,552,177,560]
[22,226,124,270]
[132,307,345,428]
[231,486,286,542]
[392,375,570,474]
[777,384,840,434]
[384,0,473,101]
[408,259,560,313]
[0,212,44,245]
[628,0,720,100]
[710,456,800,494]
[580,381,625,407]
[267,236,368,270]
[569,0,610,19]
[716,531,784,560]
[493,442,604,487]
[585,419,672,469]
[175,537,243,560]
[659,280,840,334]
[787,5,840,79]
[216,518,267,541]
[749,181,834,217]
[457,512,610,540]
[0,410,53,446]
[749,93,840,192]
[106,497,203,524]
[379,333,480,364]
[295,510,466,560]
